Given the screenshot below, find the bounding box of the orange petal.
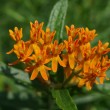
[65,26,69,35]
[99,72,106,84]
[45,58,51,64]
[78,79,85,87]
[75,64,82,72]
[86,82,92,90]
[9,30,16,41]
[33,44,40,55]
[6,49,14,54]
[30,68,38,80]
[26,45,33,56]
[64,40,68,49]
[68,53,75,69]
[19,28,23,40]
[44,65,51,70]
[99,77,104,84]
[8,60,19,66]
[52,57,58,72]
[58,56,66,67]
[71,76,79,84]
[39,66,48,80]
[21,46,33,61]
[90,55,98,69]
[84,60,90,73]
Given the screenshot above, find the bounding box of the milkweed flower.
[30,20,43,43]
[41,28,56,48]
[7,20,110,90]
[7,27,33,65]
[7,27,23,55]
[78,55,110,90]
[77,41,110,90]
[65,25,79,39]
[78,27,97,44]
[64,35,79,69]
[47,40,66,72]
[25,44,51,80]
[63,25,110,90]
[9,27,23,42]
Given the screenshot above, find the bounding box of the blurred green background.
[0,0,110,110]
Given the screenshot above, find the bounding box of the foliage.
[0,0,110,110]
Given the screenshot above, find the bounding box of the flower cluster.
[7,20,110,90]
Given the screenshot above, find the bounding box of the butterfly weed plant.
[6,0,110,110]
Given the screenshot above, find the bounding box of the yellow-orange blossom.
[7,20,110,90]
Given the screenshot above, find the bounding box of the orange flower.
[80,43,91,59]
[25,44,51,80]
[47,40,66,72]
[7,40,33,65]
[41,28,56,47]
[30,65,51,80]
[30,20,43,43]
[9,27,22,42]
[14,41,33,61]
[78,27,97,44]
[97,40,110,54]
[64,36,79,69]
[65,25,79,39]
[64,25,110,90]
[7,20,110,90]
[78,47,110,90]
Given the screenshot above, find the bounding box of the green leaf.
[4,8,25,22]
[52,89,78,110]
[74,92,105,105]
[47,0,68,41]
[0,42,3,62]
[0,62,31,84]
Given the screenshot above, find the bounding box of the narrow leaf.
[47,0,68,40]
[4,8,25,22]
[52,89,78,110]
[0,61,31,84]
